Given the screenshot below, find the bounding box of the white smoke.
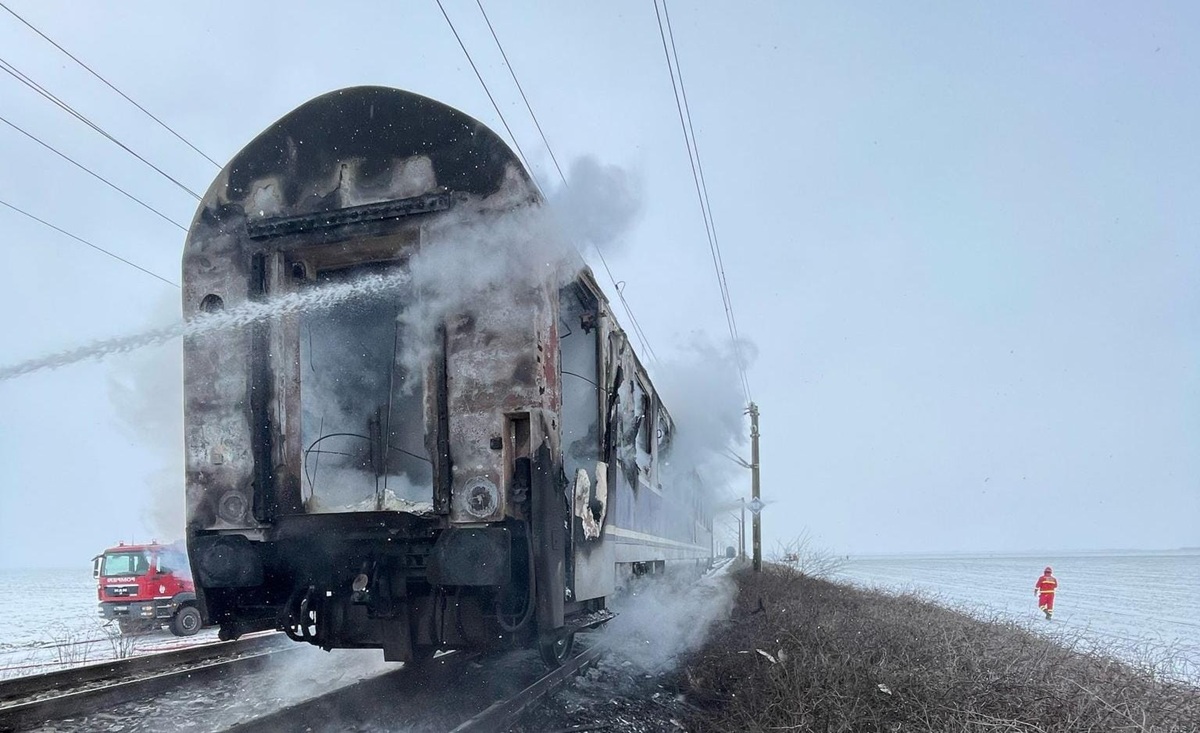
[390,156,643,380]
[599,562,738,674]
[582,338,752,676]
[656,335,757,501]
[107,295,186,542]
[548,156,643,257]
[391,205,574,379]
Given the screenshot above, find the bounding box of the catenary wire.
[653,0,752,400]
[474,0,567,185]
[0,114,187,231]
[433,0,540,188]
[0,57,202,200]
[0,198,179,288]
[655,0,747,397]
[662,1,745,358]
[0,1,221,168]
[471,0,659,362]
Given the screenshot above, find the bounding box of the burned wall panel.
[446,283,552,523]
[183,207,260,532]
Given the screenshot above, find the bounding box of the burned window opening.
[558,283,602,488]
[638,389,653,455]
[299,263,434,515]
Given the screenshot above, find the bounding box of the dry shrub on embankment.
[682,566,1199,732]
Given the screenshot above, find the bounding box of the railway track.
[3,631,603,732]
[0,634,293,732]
[220,643,604,733]
[451,644,604,732]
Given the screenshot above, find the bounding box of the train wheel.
[538,632,575,668]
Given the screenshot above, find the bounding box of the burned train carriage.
[182,86,712,665]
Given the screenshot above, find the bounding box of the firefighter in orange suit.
[1034,566,1058,619]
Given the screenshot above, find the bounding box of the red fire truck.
[92,542,202,636]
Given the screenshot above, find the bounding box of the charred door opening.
[560,281,614,602]
[559,283,601,480]
[298,264,434,514]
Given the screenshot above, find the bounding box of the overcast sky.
[1,1,1197,569]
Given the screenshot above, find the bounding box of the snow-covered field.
[834,549,1200,683]
[3,552,1195,684]
[0,567,222,679]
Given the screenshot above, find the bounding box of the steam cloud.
[548,156,643,257]
[599,562,738,674]
[392,156,643,379]
[107,296,186,542]
[656,335,758,503]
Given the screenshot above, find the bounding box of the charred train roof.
[184,85,535,253]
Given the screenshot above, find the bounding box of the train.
[182,86,713,666]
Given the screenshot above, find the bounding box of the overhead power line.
[661,2,743,353]
[0,1,220,168]
[0,198,179,288]
[433,0,540,186]
[474,0,567,186]
[439,0,659,362]
[0,114,187,232]
[0,57,202,200]
[472,0,658,361]
[653,0,752,400]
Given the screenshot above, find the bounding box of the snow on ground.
[833,549,1200,683]
[0,567,224,679]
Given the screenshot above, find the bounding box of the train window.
[558,284,601,483]
[633,378,655,485]
[639,391,653,454]
[299,264,433,514]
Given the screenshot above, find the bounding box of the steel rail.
[0,633,286,703]
[0,635,294,731]
[451,644,604,733]
[218,643,603,732]
[217,650,473,733]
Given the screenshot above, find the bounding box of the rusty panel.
[182,206,259,532]
[446,284,552,523]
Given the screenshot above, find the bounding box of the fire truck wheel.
[171,606,203,636]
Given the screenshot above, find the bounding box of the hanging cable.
[0,198,179,288]
[653,0,752,400]
[662,2,744,353]
[470,0,659,362]
[0,1,221,168]
[474,0,566,185]
[0,57,202,200]
[0,114,187,231]
[433,0,541,189]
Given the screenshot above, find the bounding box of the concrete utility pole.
[749,402,762,572]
